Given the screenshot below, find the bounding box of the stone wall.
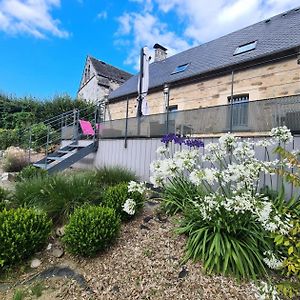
[107,57,300,120]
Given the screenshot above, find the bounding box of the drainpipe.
[163,84,170,135]
[124,97,129,148]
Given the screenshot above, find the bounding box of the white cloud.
[153,0,299,42]
[97,11,107,20]
[116,0,299,70]
[0,0,69,38]
[116,12,191,70]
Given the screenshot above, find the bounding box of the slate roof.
[109,7,300,101]
[89,56,132,84]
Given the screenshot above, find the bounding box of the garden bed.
[0,206,257,300]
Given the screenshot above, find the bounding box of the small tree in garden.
[150,127,300,283]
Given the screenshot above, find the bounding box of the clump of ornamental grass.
[14,172,102,223]
[2,146,29,172]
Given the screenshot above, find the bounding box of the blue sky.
[0,0,299,99]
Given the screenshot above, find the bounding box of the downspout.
[163,83,170,135]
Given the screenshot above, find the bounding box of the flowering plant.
[151,127,296,279]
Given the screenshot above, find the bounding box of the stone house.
[107,7,300,129]
[77,56,132,103]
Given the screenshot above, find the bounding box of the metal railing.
[18,105,100,163]
[99,95,300,139]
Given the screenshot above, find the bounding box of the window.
[171,63,189,74]
[84,65,91,82]
[234,41,257,55]
[168,105,178,121]
[227,94,249,129]
[168,105,178,112]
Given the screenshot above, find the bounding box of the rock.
[56,226,65,237]
[1,172,16,182]
[155,212,168,223]
[140,224,150,230]
[143,215,153,223]
[1,173,9,181]
[30,258,42,268]
[111,285,120,292]
[178,266,188,278]
[46,243,52,251]
[51,247,64,258]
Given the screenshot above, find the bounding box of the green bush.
[0,208,52,268]
[0,129,20,150]
[16,165,48,182]
[274,219,300,298]
[103,182,144,220]
[94,166,137,186]
[63,206,120,256]
[14,172,102,223]
[2,147,29,172]
[0,187,10,211]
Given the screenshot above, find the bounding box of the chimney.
[153,43,167,62]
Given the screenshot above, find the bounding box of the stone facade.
[107,56,300,120]
[77,56,132,103]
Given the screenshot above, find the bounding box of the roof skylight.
[171,63,189,74]
[234,41,257,55]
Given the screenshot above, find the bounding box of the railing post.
[229,70,234,133]
[28,128,32,163]
[60,114,64,145]
[44,126,50,169]
[72,109,79,144]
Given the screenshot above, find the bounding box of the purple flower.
[161,134,204,148]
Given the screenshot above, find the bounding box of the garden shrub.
[14,172,102,223]
[63,206,120,256]
[0,208,52,268]
[2,146,29,172]
[15,165,48,182]
[274,219,300,298]
[0,129,19,150]
[103,182,144,220]
[0,187,10,211]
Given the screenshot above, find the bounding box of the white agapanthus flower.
[122,198,136,215]
[256,139,275,148]
[233,141,255,161]
[253,281,281,300]
[204,142,226,162]
[128,181,147,194]
[263,251,284,270]
[270,126,293,144]
[156,146,168,156]
[219,133,238,150]
[189,168,218,186]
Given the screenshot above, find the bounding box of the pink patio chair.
[79,120,95,136]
